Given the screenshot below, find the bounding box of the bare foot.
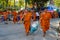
[43,34,45,37]
[43,32,46,37]
[26,33,29,36]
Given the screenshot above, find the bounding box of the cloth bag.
[30,21,39,33]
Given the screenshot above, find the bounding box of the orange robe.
[24,12,32,33]
[40,12,52,32]
[12,11,17,23]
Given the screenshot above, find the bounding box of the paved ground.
[0,18,60,40]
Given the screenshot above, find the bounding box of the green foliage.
[54,0,60,7]
[31,0,49,7]
[0,0,49,10]
[19,0,24,8]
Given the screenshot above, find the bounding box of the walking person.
[12,9,18,24]
[39,9,52,37]
[3,10,8,24]
[23,9,32,36]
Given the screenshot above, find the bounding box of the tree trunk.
[14,0,15,8]
[25,0,28,9]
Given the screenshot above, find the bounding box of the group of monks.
[0,10,23,24]
[23,9,58,36]
[0,9,37,36]
[0,9,59,37]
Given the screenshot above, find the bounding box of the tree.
[25,0,49,9]
[6,0,8,7]
[32,0,49,7]
[54,0,60,7]
[25,0,31,8]
[19,0,24,9]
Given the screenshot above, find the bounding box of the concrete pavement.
[0,18,60,40]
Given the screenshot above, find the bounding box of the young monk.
[40,9,52,37]
[53,11,58,18]
[23,10,32,36]
[3,11,8,24]
[19,10,24,23]
[12,9,18,24]
[32,11,36,21]
[6,9,11,21]
[0,11,3,22]
[0,11,2,15]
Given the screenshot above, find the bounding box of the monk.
[6,10,11,21]
[53,11,58,18]
[40,9,52,37]
[19,10,23,20]
[0,11,3,15]
[19,10,24,23]
[12,10,18,24]
[3,11,8,24]
[23,10,32,36]
[32,11,36,21]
